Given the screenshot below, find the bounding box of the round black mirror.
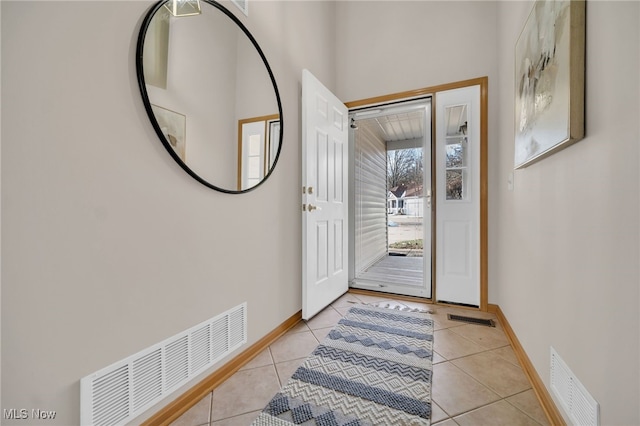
[136,0,283,193]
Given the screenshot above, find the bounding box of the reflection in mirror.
[238,114,280,190]
[137,0,282,193]
[444,105,468,201]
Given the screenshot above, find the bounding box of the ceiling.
[356,110,425,143]
[354,103,467,145]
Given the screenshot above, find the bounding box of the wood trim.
[347,288,484,313]
[237,118,243,191]
[344,77,489,109]
[479,77,489,312]
[347,288,434,305]
[346,77,489,312]
[488,304,567,426]
[239,114,281,125]
[140,310,302,426]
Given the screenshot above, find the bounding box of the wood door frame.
[345,76,488,311]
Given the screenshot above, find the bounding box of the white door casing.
[420,102,433,299]
[240,120,265,190]
[302,69,349,320]
[435,85,481,306]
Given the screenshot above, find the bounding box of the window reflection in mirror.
[138,0,282,193]
[237,114,280,190]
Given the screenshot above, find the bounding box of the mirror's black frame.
[135,0,283,194]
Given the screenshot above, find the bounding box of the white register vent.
[550,346,599,426]
[80,303,247,426]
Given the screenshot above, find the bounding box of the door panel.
[435,86,480,306]
[443,220,471,276]
[302,69,349,320]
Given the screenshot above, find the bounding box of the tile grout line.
[503,391,548,426]
[446,355,532,400]
[433,359,541,425]
[207,390,213,426]
[445,397,546,426]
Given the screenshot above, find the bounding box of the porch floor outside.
[357,254,424,287]
[357,214,425,288]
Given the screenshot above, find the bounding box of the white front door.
[435,85,481,306]
[302,69,349,320]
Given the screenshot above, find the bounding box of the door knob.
[307,204,318,212]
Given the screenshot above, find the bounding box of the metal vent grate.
[550,347,599,425]
[447,314,495,327]
[81,303,247,426]
[132,348,162,412]
[92,365,129,426]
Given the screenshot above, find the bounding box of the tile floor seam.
[439,396,509,422]
[207,390,213,425]
[445,323,504,345]
[491,343,524,371]
[211,409,261,424]
[449,356,533,399]
[506,389,551,425]
[448,397,525,423]
[452,337,509,351]
[272,359,281,388]
[433,360,502,406]
[502,395,545,426]
[450,399,546,426]
[435,343,502,362]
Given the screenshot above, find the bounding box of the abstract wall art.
[514,0,585,169]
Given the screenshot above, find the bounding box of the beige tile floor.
[170,292,550,426]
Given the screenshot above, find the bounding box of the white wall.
[0,0,3,414]
[335,1,499,102]
[0,1,335,424]
[336,0,501,303]
[495,2,640,424]
[4,1,638,425]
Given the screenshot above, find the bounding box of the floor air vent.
[447,314,495,327]
[80,303,247,426]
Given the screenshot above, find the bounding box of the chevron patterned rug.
[251,304,434,425]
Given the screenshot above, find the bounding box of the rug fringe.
[347,300,433,314]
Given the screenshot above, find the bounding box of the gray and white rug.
[252,304,434,425]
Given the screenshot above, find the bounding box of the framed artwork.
[514,0,585,169]
[151,104,186,161]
